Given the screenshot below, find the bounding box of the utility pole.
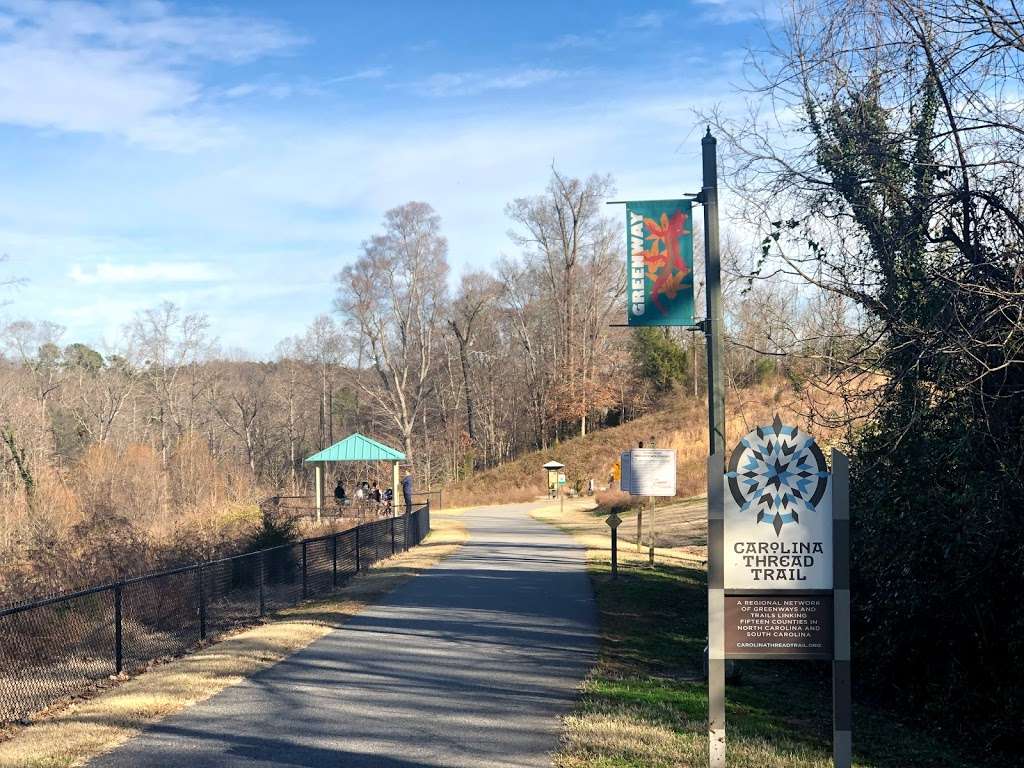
[702,127,727,768]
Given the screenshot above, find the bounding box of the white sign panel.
[628,448,677,497]
[619,452,632,494]
[723,418,832,590]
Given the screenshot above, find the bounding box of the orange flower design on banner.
[643,210,691,315]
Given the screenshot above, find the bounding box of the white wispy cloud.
[416,68,566,97]
[0,1,302,63]
[622,10,670,29]
[0,0,302,150]
[692,0,781,24]
[69,261,225,285]
[546,33,602,51]
[327,67,388,84]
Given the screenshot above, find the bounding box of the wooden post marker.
[648,496,656,566]
[606,512,622,578]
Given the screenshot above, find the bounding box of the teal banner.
[625,200,695,326]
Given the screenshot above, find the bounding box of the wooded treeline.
[0,166,849,604]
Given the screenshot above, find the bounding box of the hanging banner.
[625,200,695,326]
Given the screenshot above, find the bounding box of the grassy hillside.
[444,380,846,507]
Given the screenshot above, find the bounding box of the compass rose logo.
[726,415,829,535]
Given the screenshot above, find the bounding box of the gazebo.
[304,433,406,523]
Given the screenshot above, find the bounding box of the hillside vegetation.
[443,380,848,507]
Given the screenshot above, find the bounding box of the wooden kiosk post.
[314,464,324,525]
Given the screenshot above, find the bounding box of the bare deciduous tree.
[335,202,449,461]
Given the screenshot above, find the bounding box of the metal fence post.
[258,551,266,618]
[114,584,123,674]
[332,534,339,588]
[356,525,361,572]
[197,565,207,642]
[391,515,396,555]
[301,541,308,600]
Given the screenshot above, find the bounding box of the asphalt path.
[89,502,597,768]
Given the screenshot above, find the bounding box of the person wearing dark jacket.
[334,480,346,506]
[402,470,413,514]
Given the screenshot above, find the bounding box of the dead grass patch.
[445,380,853,509]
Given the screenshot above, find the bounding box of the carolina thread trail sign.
[710,417,851,766]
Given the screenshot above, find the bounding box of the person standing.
[402,470,414,514]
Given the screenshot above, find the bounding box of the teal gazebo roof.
[304,433,406,463]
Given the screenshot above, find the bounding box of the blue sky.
[0,0,772,357]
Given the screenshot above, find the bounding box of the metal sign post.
[701,128,727,768]
[832,450,852,768]
[707,454,726,766]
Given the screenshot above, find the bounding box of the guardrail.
[0,503,431,725]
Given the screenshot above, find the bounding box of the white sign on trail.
[626,448,677,497]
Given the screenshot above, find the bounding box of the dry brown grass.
[0,514,467,768]
[0,436,268,605]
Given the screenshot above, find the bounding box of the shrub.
[852,406,1024,754]
[632,328,689,392]
[246,506,300,552]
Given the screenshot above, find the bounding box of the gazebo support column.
[392,461,400,513]
[314,464,324,525]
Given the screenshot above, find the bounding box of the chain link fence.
[0,503,430,724]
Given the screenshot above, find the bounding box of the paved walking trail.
[90,503,597,768]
